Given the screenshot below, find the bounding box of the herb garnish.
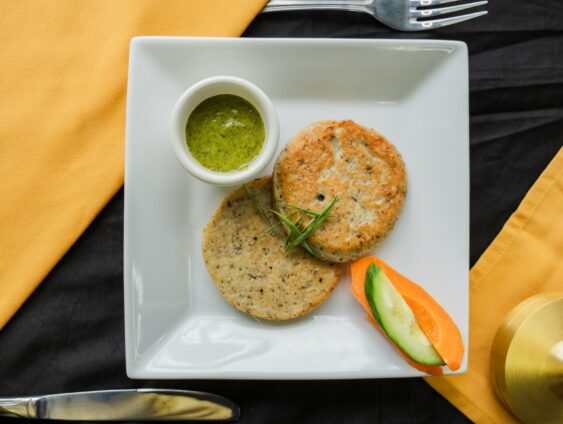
[243,184,337,259]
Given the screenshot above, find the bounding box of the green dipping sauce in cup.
[185,94,265,172]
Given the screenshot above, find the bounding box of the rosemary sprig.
[271,210,302,243]
[243,184,337,259]
[302,240,323,258]
[272,197,338,258]
[284,204,322,217]
[286,197,337,250]
[288,213,306,249]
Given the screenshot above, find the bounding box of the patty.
[202,177,340,321]
[273,120,407,263]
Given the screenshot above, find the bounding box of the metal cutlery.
[0,389,240,421]
[263,0,488,31]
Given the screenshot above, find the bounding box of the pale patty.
[202,177,340,321]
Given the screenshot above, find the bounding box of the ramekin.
[170,76,279,186]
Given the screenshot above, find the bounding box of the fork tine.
[414,10,488,29]
[412,1,487,18]
[410,0,460,6]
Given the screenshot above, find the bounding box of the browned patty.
[273,120,407,263]
[202,177,341,320]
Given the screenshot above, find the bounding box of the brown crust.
[272,120,407,263]
[202,177,341,321]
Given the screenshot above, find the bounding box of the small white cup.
[170,76,279,186]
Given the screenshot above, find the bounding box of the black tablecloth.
[1,1,562,423]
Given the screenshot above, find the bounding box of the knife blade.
[0,388,240,421]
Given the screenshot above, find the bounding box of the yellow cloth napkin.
[425,148,563,423]
[0,0,267,330]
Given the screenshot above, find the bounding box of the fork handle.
[263,0,371,13]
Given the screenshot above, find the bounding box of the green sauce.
[185,94,265,172]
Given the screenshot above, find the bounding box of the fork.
[262,0,488,31]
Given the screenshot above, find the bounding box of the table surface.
[1,1,562,423]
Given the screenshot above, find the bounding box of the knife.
[0,388,240,421]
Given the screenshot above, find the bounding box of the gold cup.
[490,293,563,424]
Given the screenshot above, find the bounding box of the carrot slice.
[366,316,444,376]
[351,256,464,372]
[350,257,442,375]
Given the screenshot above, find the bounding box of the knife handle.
[0,397,37,418]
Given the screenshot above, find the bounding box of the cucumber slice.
[365,263,445,366]
[365,264,383,325]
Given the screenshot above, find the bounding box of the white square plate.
[124,37,469,379]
